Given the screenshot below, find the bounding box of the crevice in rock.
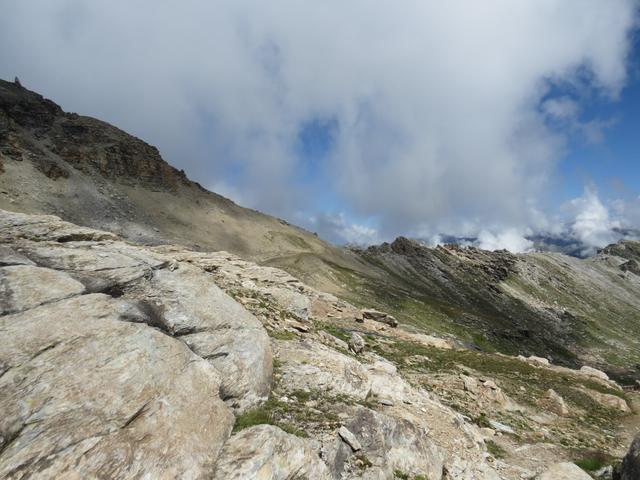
[56,232,114,243]
[128,300,172,336]
[0,423,26,458]
[174,326,208,337]
[202,352,229,361]
[121,402,150,429]
[101,284,124,298]
[0,341,62,383]
[28,341,61,363]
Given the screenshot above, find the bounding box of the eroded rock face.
[144,267,273,412]
[274,339,372,399]
[0,209,280,477]
[0,209,273,415]
[0,294,234,479]
[343,408,444,480]
[213,425,331,480]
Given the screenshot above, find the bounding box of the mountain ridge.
[2,78,640,375]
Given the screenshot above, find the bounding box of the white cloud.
[567,187,622,255]
[0,1,637,241]
[477,229,534,253]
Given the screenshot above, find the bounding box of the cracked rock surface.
[0,210,269,478]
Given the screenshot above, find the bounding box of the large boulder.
[543,389,570,417]
[580,365,610,381]
[536,462,591,480]
[580,388,630,413]
[0,294,234,479]
[616,434,640,480]
[361,309,398,328]
[213,425,331,479]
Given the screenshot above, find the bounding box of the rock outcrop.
[536,462,591,480]
[616,434,640,480]
[0,209,271,477]
[0,209,507,479]
[214,425,331,480]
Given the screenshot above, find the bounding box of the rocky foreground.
[1,208,638,479]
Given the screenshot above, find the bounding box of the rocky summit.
[1,80,640,479]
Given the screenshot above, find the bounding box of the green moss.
[279,422,308,438]
[474,413,492,429]
[317,321,352,344]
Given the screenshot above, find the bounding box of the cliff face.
[0,78,189,189]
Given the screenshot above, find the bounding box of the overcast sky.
[1,1,639,251]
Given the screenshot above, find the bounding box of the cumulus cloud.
[0,1,637,244]
[566,187,623,255]
[477,229,534,253]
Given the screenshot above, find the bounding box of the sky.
[1,1,639,253]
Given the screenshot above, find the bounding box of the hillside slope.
[0,78,355,265]
[306,238,640,374]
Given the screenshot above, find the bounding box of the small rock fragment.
[544,389,569,417]
[579,365,609,381]
[338,426,362,451]
[348,332,366,354]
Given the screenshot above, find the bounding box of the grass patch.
[485,440,507,459]
[393,471,429,480]
[267,329,297,340]
[233,406,274,432]
[574,450,614,472]
[317,321,352,344]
